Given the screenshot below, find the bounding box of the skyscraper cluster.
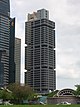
[0,0,56,94]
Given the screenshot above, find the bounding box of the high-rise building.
[0,0,10,17]
[0,0,15,86]
[25,9,56,93]
[0,0,10,86]
[9,18,15,83]
[15,38,21,83]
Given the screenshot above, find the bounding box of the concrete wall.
[47,96,80,104]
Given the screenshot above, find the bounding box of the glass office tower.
[25,9,56,94]
[0,0,10,17]
[0,0,12,86]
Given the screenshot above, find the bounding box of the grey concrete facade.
[47,96,80,104]
[15,38,21,83]
[25,9,56,94]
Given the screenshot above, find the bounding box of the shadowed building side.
[9,18,15,83]
[0,50,5,86]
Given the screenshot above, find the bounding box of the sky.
[10,0,80,90]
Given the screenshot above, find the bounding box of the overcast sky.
[10,0,80,90]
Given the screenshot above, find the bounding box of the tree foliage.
[7,83,34,103]
[75,85,80,96]
[47,90,59,97]
[0,89,13,100]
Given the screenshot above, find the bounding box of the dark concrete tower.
[9,18,15,83]
[25,9,56,94]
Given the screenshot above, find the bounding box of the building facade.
[47,88,79,104]
[9,18,15,83]
[0,0,10,86]
[25,9,56,93]
[0,0,15,86]
[15,38,21,83]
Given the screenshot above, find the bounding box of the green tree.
[0,89,13,101]
[0,89,3,99]
[47,90,59,97]
[7,83,34,103]
[75,85,80,96]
